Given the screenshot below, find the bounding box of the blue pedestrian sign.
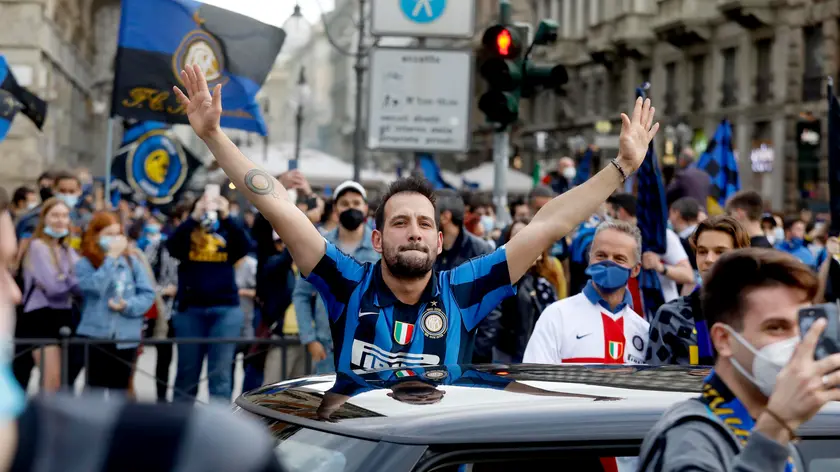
[400,0,446,24]
[372,0,475,39]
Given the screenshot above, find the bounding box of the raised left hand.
[618,97,660,174]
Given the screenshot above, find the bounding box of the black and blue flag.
[695,120,740,215]
[829,78,840,236]
[111,121,202,206]
[0,55,47,140]
[573,146,594,186]
[112,0,285,134]
[417,153,456,190]
[635,85,667,320]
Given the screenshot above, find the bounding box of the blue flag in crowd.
[829,79,840,236]
[696,120,740,215]
[635,85,667,320]
[110,121,202,207]
[417,153,456,190]
[573,146,593,186]
[0,55,47,141]
[112,0,285,134]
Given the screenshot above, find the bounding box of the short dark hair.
[670,197,701,223]
[689,215,751,250]
[11,186,33,206]
[702,248,818,330]
[52,170,81,187]
[783,216,803,232]
[606,193,638,217]
[374,177,437,231]
[508,198,527,218]
[726,190,764,222]
[37,171,54,183]
[434,189,465,227]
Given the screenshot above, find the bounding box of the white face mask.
[724,325,798,397]
[562,167,577,181]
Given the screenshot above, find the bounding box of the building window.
[594,76,604,115]
[664,62,677,116]
[580,80,588,114]
[755,39,773,103]
[610,71,623,112]
[691,55,705,112]
[802,25,824,102]
[721,47,738,108]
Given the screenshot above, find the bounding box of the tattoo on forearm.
[243,169,278,198]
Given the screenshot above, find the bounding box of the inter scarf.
[699,371,795,472]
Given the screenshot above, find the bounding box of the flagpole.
[104,117,115,208]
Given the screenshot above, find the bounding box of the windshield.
[273,424,378,472]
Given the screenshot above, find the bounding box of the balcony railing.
[721,82,738,108]
[802,75,823,102]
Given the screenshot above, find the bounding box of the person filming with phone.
[167,187,251,402]
[638,248,840,471]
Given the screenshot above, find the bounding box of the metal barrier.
[13,333,314,403]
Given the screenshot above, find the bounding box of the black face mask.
[339,208,365,231]
[39,187,53,202]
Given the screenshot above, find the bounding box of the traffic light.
[522,62,569,98]
[478,25,524,128]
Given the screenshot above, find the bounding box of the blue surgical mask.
[56,193,79,209]
[585,260,632,292]
[43,226,69,239]
[773,228,785,243]
[144,224,161,234]
[98,235,114,251]
[480,215,495,234]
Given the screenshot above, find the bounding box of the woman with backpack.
[75,212,154,393]
[17,197,80,392]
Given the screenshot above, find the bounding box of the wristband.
[610,159,629,182]
[763,408,798,439]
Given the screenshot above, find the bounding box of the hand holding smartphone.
[799,303,840,361]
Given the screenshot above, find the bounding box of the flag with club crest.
[0,55,47,141]
[695,120,740,215]
[829,78,840,236]
[635,85,667,321]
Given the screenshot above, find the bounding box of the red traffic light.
[482,25,521,59]
[496,29,512,56]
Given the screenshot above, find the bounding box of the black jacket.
[495,271,555,362]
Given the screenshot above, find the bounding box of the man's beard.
[383,242,435,279]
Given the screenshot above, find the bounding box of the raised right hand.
[107,235,128,257]
[173,64,222,140]
[307,341,328,362]
[764,318,840,430]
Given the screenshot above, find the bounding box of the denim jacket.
[293,225,379,348]
[75,254,156,349]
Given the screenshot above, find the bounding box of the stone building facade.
[0,0,121,190]
[487,0,839,211]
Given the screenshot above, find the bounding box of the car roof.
[237,364,840,445]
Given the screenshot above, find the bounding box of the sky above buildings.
[203,0,335,27]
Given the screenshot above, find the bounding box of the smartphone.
[204,183,220,217]
[799,303,840,361]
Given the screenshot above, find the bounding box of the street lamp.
[291,67,311,171]
[282,3,313,55]
[284,0,369,182]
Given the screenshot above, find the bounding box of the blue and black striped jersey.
[304,241,516,370]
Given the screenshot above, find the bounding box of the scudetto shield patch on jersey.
[394,321,415,345]
[608,341,624,360]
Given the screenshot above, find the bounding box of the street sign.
[372,0,475,38]
[367,47,472,153]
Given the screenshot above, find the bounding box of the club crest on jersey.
[423,368,449,381]
[421,304,448,339]
[394,321,415,345]
[608,341,624,360]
